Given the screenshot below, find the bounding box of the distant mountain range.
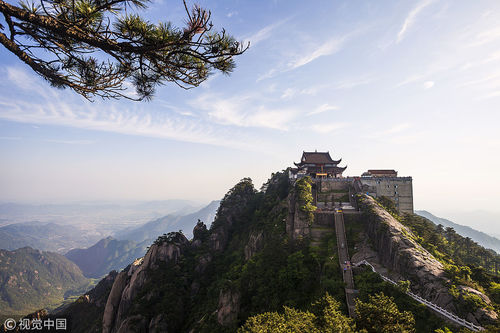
[0,222,102,253]
[416,210,500,254]
[114,200,219,242]
[63,201,219,278]
[0,247,91,321]
[0,200,201,219]
[0,199,219,322]
[65,237,149,278]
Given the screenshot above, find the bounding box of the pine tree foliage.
[0,0,247,100]
[354,292,416,333]
[238,293,355,333]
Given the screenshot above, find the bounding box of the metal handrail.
[353,260,484,331]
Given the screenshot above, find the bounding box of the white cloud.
[192,94,297,130]
[382,123,411,135]
[281,88,296,99]
[280,85,330,100]
[5,67,57,98]
[226,11,238,18]
[423,81,435,89]
[333,76,375,90]
[0,97,258,150]
[397,0,436,43]
[310,122,348,134]
[287,37,346,70]
[243,18,290,47]
[469,26,500,47]
[373,123,411,137]
[307,104,339,116]
[45,139,96,145]
[366,123,412,139]
[480,90,500,100]
[258,30,357,80]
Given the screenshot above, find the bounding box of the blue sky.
[1,0,500,231]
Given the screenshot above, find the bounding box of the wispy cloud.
[45,139,96,145]
[468,26,500,48]
[258,30,357,81]
[5,67,58,98]
[0,136,22,141]
[243,18,290,47]
[310,122,348,134]
[423,81,435,89]
[479,90,500,100]
[366,123,412,139]
[287,36,347,70]
[397,0,436,43]
[280,85,329,100]
[0,97,259,150]
[307,104,339,116]
[332,76,375,90]
[192,93,297,130]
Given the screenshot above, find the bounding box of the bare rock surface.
[217,288,241,326]
[102,233,189,333]
[244,231,264,260]
[357,195,497,325]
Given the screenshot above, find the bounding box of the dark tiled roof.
[301,151,341,164]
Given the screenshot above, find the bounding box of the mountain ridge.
[0,246,92,321]
[416,210,500,254]
[57,173,500,332]
[65,237,149,278]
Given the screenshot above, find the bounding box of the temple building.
[290,151,346,179]
[359,169,413,214]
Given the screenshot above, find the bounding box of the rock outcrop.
[216,287,241,326]
[100,179,258,332]
[244,231,264,261]
[286,185,311,240]
[102,233,189,333]
[358,195,497,325]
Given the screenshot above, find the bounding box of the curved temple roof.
[295,151,341,165]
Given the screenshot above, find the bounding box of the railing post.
[352,260,484,332]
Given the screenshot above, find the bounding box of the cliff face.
[102,234,190,333]
[60,174,498,332]
[286,178,314,240]
[99,178,257,333]
[356,195,497,325]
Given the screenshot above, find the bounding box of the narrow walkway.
[353,260,484,332]
[334,211,357,317]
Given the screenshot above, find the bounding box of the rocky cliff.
[99,178,258,332]
[355,195,498,326]
[59,174,499,332]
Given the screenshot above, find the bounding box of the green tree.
[310,292,355,333]
[238,293,355,333]
[295,176,316,225]
[238,307,320,333]
[0,0,247,100]
[397,280,411,294]
[355,292,416,333]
